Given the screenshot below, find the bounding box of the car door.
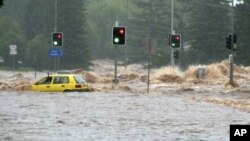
[50,76,70,92]
[32,76,53,92]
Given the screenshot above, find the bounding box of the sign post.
[145,38,156,93]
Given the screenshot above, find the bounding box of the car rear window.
[74,75,86,84]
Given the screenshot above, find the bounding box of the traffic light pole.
[125,0,129,69]
[54,0,60,72]
[229,0,235,85]
[53,0,57,72]
[113,45,119,84]
[113,21,119,84]
[170,0,175,67]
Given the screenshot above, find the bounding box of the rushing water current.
[0,91,249,141]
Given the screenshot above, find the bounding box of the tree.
[0,0,31,24]
[23,0,54,40]
[0,17,27,67]
[57,0,90,69]
[128,0,172,66]
[184,0,231,65]
[86,0,127,59]
[22,0,90,69]
[235,1,250,65]
[26,34,51,70]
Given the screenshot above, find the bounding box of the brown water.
[0,91,250,141]
[1,60,250,91]
[0,60,250,140]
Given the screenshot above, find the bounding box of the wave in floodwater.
[0,60,250,92]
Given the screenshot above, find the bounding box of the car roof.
[49,74,78,77]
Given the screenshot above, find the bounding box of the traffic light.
[226,34,232,50]
[113,27,126,45]
[0,0,3,7]
[170,34,181,48]
[173,50,179,59]
[52,32,63,47]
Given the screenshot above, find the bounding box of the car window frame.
[35,76,53,85]
[52,76,70,84]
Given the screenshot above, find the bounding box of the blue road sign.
[48,48,63,57]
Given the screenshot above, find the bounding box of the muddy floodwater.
[1,60,250,140]
[0,91,250,141]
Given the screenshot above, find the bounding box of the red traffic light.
[57,33,62,39]
[119,29,124,34]
[175,35,180,40]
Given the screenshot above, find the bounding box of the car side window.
[36,77,52,85]
[53,76,69,84]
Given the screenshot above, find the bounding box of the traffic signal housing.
[173,50,179,59]
[113,27,126,45]
[0,0,3,7]
[226,34,232,50]
[170,34,181,48]
[52,32,63,47]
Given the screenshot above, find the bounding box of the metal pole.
[57,57,60,70]
[54,0,57,32]
[54,59,57,72]
[125,0,129,69]
[54,0,58,72]
[13,55,15,73]
[114,45,118,84]
[230,0,235,85]
[170,0,175,67]
[34,55,37,78]
[171,0,174,33]
[147,39,151,94]
[113,21,119,84]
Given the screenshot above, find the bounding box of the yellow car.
[31,74,91,92]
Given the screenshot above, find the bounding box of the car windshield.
[74,75,86,84]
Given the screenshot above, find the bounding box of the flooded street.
[1,91,249,141]
[0,60,250,140]
[1,0,250,140]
